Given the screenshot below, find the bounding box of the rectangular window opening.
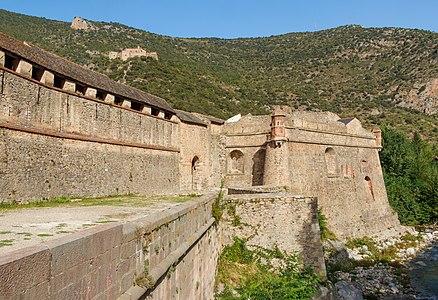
[75,83,86,95]
[151,107,159,116]
[96,90,106,100]
[4,54,19,71]
[53,75,65,89]
[114,96,123,106]
[131,101,143,111]
[31,66,45,81]
[164,112,172,120]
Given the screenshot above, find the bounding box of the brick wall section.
[0,193,220,300]
[222,193,326,276]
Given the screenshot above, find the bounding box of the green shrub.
[216,237,320,300]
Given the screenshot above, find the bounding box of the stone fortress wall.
[0,33,404,299]
[222,108,400,239]
[0,68,181,201]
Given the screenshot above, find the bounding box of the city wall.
[0,193,220,300]
[0,69,181,202]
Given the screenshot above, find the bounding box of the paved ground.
[0,197,187,254]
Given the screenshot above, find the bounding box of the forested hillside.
[0,9,437,140]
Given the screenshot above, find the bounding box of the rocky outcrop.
[394,78,438,115]
[71,17,96,30]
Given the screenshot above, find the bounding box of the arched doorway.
[364,176,375,200]
[252,148,266,186]
[325,147,339,177]
[228,150,244,174]
[191,156,201,191]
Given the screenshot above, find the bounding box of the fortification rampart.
[0,68,181,201]
[223,113,400,239]
[222,192,326,275]
[0,193,220,300]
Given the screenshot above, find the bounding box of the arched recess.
[228,150,244,174]
[252,148,266,186]
[325,147,339,177]
[191,156,201,190]
[364,176,375,200]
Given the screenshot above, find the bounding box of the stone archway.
[191,156,201,191]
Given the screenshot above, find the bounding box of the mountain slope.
[0,10,436,140]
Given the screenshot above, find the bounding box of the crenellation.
[104,93,115,104]
[40,70,54,86]
[15,59,32,77]
[62,79,75,92]
[121,99,131,108]
[85,87,97,98]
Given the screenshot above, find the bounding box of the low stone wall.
[0,193,220,300]
[222,193,326,275]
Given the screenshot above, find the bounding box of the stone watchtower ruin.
[263,108,290,186]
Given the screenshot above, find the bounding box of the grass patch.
[36,233,53,237]
[0,194,200,211]
[56,231,71,234]
[216,237,321,299]
[0,196,70,211]
[95,219,117,224]
[0,239,14,247]
[0,231,11,234]
[212,188,224,225]
[318,209,337,241]
[16,232,32,236]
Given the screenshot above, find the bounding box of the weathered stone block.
[40,70,54,86]
[85,87,97,98]
[16,59,33,77]
[46,232,93,276]
[0,245,51,299]
[105,93,115,104]
[121,99,131,108]
[62,80,75,92]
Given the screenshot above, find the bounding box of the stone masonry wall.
[222,193,326,275]
[178,122,211,192]
[286,140,400,240]
[0,69,180,202]
[0,194,220,300]
[223,114,401,240]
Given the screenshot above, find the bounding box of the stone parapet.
[0,193,220,300]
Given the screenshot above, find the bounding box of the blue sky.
[1,0,438,38]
